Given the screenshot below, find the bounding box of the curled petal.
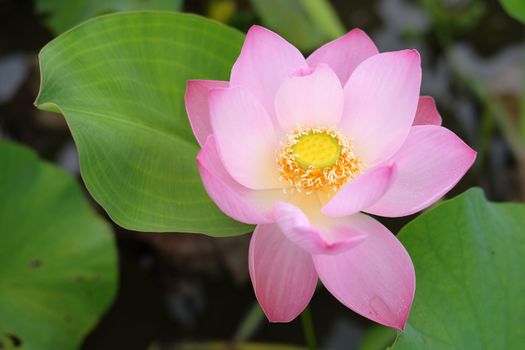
[274,201,367,255]
[313,213,415,330]
[197,136,286,224]
[230,25,307,119]
[307,28,379,85]
[275,64,344,131]
[249,223,318,322]
[322,165,397,217]
[339,50,422,167]
[185,79,229,146]
[210,86,281,189]
[413,96,442,126]
[365,125,476,217]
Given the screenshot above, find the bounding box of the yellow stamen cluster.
[277,127,362,194]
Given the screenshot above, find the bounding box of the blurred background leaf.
[391,188,525,349]
[154,342,307,350]
[35,12,252,235]
[500,0,525,24]
[420,0,486,42]
[0,141,117,350]
[35,0,183,34]
[249,0,345,51]
[207,0,237,23]
[357,325,396,350]
[500,0,525,149]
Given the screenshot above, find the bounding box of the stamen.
[277,127,362,194]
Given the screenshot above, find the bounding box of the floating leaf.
[35,12,253,235]
[0,141,117,350]
[391,188,525,349]
[36,0,183,34]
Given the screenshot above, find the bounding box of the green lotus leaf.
[392,188,525,349]
[35,12,253,235]
[0,141,117,350]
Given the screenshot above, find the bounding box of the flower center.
[277,127,362,194]
[292,132,341,169]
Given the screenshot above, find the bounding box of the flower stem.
[300,307,318,350]
[233,302,264,343]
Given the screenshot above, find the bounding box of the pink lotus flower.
[185,26,476,330]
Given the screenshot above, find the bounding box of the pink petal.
[249,223,318,322]
[185,80,229,146]
[339,50,422,167]
[275,64,344,131]
[307,28,379,85]
[365,125,476,217]
[197,136,286,224]
[209,86,281,190]
[413,96,442,126]
[230,25,307,119]
[273,201,367,255]
[322,165,397,217]
[313,213,415,330]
